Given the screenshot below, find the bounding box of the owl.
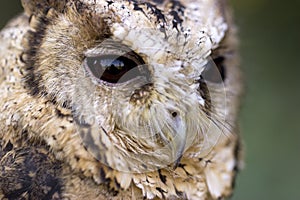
[0,0,243,199]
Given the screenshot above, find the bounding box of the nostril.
[171,112,178,118]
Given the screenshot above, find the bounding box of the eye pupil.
[85,54,144,84]
[213,56,226,81]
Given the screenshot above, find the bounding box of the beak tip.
[172,154,183,170]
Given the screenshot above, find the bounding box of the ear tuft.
[21,0,67,15]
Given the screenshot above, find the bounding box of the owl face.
[25,0,229,172]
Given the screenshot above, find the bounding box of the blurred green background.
[1,1,299,199]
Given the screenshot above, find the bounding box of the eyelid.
[85,39,134,58]
[84,40,145,66]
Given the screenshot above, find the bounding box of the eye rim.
[84,51,147,85]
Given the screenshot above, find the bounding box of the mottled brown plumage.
[0,0,243,199]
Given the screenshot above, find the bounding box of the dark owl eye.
[201,56,226,84]
[85,53,145,84]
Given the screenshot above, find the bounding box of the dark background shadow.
[1,1,300,200]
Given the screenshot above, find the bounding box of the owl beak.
[169,113,187,169]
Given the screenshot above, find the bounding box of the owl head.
[22,0,235,173]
